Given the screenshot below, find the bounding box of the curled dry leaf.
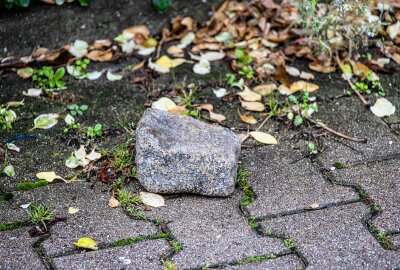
[209,111,226,122]
[285,66,300,77]
[200,51,225,61]
[87,49,113,62]
[6,143,20,152]
[23,88,42,97]
[241,100,265,112]
[253,83,277,95]
[193,58,211,75]
[148,58,170,74]
[69,40,89,58]
[305,201,320,210]
[36,171,64,183]
[68,207,80,214]
[370,98,396,117]
[106,70,123,81]
[6,100,24,108]
[140,192,165,208]
[108,195,120,208]
[196,104,213,111]
[123,25,150,40]
[137,47,156,56]
[31,113,59,130]
[167,45,185,57]
[249,131,278,145]
[289,80,319,94]
[238,110,257,124]
[213,88,228,98]
[237,88,261,102]
[300,71,315,80]
[309,62,336,73]
[155,55,185,69]
[74,237,98,250]
[152,97,177,112]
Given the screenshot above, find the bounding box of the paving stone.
[144,191,286,269]
[390,234,400,249]
[315,97,400,169]
[0,136,72,191]
[241,143,357,218]
[0,200,27,224]
[52,239,170,270]
[261,203,400,269]
[136,108,240,196]
[217,254,304,270]
[12,182,158,257]
[333,159,400,233]
[0,228,46,270]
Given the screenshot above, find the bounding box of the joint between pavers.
[33,233,55,270]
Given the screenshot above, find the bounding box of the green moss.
[284,238,296,249]
[112,236,145,247]
[150,232,171,239]
[16,180,49,191]
[236,168,255,207]
[236,254,277,264]
[248,218,260,230]
[0,220,27,231]
[171,240,182,252]
[333,162,345,169]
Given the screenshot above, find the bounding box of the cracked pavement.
[1,1,400,269]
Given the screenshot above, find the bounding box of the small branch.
[307,118,367,143]
[240,114,272,144]
[335,53,369,106]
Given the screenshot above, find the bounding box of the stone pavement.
[1,1,400,269]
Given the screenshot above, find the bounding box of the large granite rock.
[135,109,241,197]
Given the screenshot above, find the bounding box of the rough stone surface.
[316,98,400,169]
[333,159,400,233]
[261,203,400,269]
[144,191,287,269]
[241,143,357,218]
[136,109,241,196]
[0,200,27,224]
[390,234,400,249]
[219,254,304,270]
[52,239,170,270]
[12,183,158,256]
[0,228,46,270]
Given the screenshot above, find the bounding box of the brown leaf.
[87,49,113,62]
[352,61,371,78]
[123,25,150,39]
[289,80,319,94]
[241,101,265,112]
[17,67,33,79]
[130,60,145,72]
[309,62,336,73]
[167,45,185,58]
[196,104,213,111]
[237,90,261,102]
[253,83,277,95]
[209,111,226,122]
[276,65,292,87]
[238,110,257,124]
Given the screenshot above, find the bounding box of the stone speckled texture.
[332,159,400,233]
[12,183,158,257]
[0,228,46,270]
[136,109,241,196]
[52,239,170,270]
[261,203,400,269]
[241,142,357,218]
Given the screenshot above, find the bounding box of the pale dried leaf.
[140,192,165,207]
[241,101,265,112]
[249,131,277,145]
[370,98,396,117]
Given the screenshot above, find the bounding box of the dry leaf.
[140,192,165,207]
[300,71,314,80]
[249,131,277,144]
[193,58,211,75]
[167,45,185,57]
[155,55,185,68]
[305,201,320,210]
[241,101,265,112]
[74,237,98,250]
[370,98,396,117]
[36,171,64,182]
[238,110,257,124]
[152,97,177,112]
[309,62,336,73]
[68,207,80,214]
[108,195,120,208]
[285,66,300,77]
[196,104,213,111]
[87,49,113,62]
[290,81,319,93]
[237,89,261,102]
[17,67,34,79]
[209,111,226,122]
[253,84,277,95]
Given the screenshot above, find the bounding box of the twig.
[307,118,367,143]
[240,114,272,144]
[335,53,369,106]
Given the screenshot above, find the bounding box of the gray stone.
[0,228,46,270]
[0,200,27,224]
[135,109,241,197]
[220,254,304,270]
[143,191,287,269]
[12,183,158,257]
[333,159,400,233]
[261,203,400,269]
[389,234,400,249]
[52,239,170,270]
[241,142,357,218]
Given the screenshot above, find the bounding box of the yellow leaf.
[249,131,278,145]
[74,237,98,250]
[143,37,158,48]
[68,207,80,214]
[152,97,177,112]
[36,171,63,183]
[241,101,265,112]
[196,104,213,111]
[155,55,185,68]
[238,110,257,124]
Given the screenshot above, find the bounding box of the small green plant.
[284,238,296,249]
[67,104,88,116]
[0,220,27,231]
[236,254,276,264]
[152,0,172,13]
[109,144,133,172]
[112,236,144,247]
[237,168,254,207]
[131,166,137,178]
[308,142,318,157]
[72,58,90,77]
[163,261,178,270]
[32,66,66,90]
[225,73,237,86]
[0,105,17,130]
[28,204,53,229]
[171,240,183,252]
[287,93,318,126]
[333,162,345,169]
[125,206,146,220]
[86,123,103,138]
[235,49,254,79]
[248,219,260,229]
[375,230,392,249]
[351,74,386,97]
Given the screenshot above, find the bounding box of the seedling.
[308,143,318,156]
[28,204,53,229]
[288,93,318,126]
[0,105,17,130]
[67,104,88,116]
[86,123,103,138]
[117,188,142,208]
[235,49,254,79]
[171,240,183,252]
[284,238,296,249]
[72,58,90,77]
[32,66,66,90]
